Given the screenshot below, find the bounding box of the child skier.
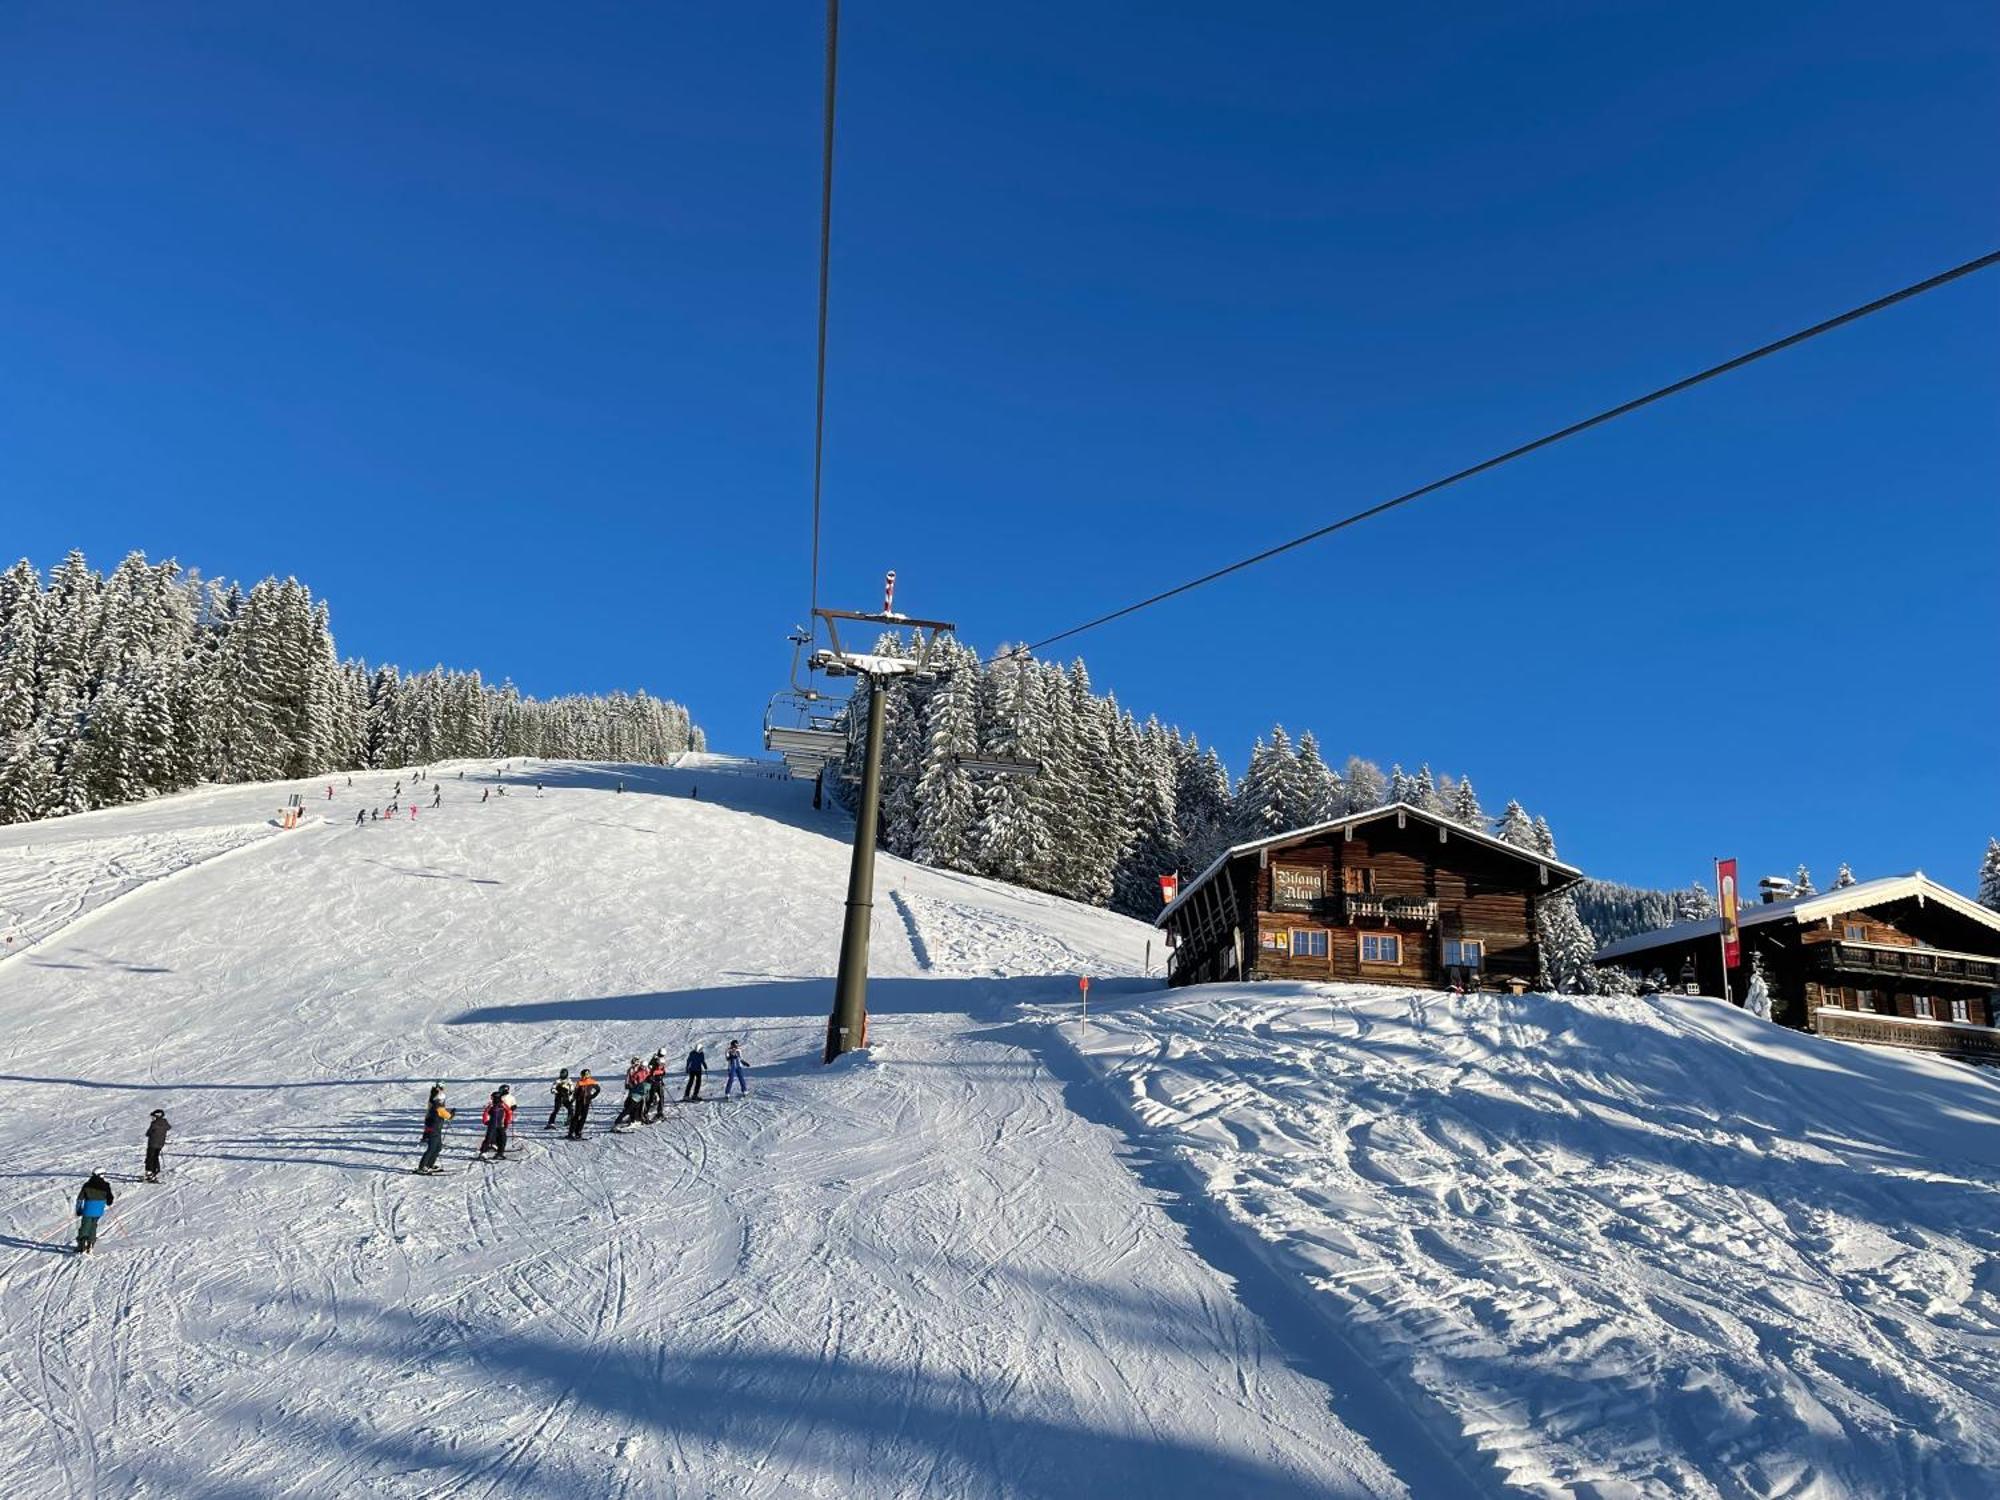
[724,1039,748,1098]
[416,1087,453,1174]
[545,1069,574,1130]
[143,1108,171,1182]
[643,1051,667,1122]
[478,1086,517,1159]
[566,1070,600,1139]
[74,1172,114,1252]
[431,787,441,809]
[682,1043,707,1102]
[614,1058,647,1128]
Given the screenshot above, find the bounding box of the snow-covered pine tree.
[1743,953,1772,1021]
[1450,776,1484,828]
[1294,730,1341,824]
[1341,755,1386,813]
[1793,864,1817,898]
[1386,763,1412,806]
[1112,715,1180,915]
[1494,799,1536,851]
[1172,738,1233,875]
[0,560,51,823]
[972,649,1052,888]
[1832,862,1856,889]
[1531,816,1558,860]
[1411,763,1445,815]
[913,640,980,870]
[1980,838,2000,913]
[1536,894,1598,994]
[1675,881,1717,923]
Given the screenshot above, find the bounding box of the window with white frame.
[1444,939,1483,968]
[1950,997,1970,1023]
[1910,995,1932,1019]
[1290,928,1328,959]
[1360,932,1401,965]
[1844,923,1867,941]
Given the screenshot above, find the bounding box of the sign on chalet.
[1155,803,1583,990]
[1593,874,2000,1063]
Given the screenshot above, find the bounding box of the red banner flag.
[1716,858,1741,968]
[1158,873,1179,906]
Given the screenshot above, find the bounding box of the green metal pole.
[826,676,887,1062]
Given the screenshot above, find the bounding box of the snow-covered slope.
[1064,983,2000,1500]
[0,758,1415,1500]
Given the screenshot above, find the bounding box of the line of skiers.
[414,1040,747,1174]
[69,1108,171,1252]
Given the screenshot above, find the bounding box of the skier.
[566,1069,600,1139]
[370,808,380,822]
[416,1087,453,1174]
[326,784,334,800]
[614,1058,647,1128]
[409,804,418,820]
[682,1043,707,1102]
[431,787,441,809]
[356,808,366,827]
[643,1051,667,1122]
[690,785,698,799]
[481,788,490,804]
[74,1172,114,1253]
[616,780,624,795]
[458,770,464,780]
[143,1108,171,1181]
[546,1068,574,1129]
[724,1039,749,1098]
[536,782,544,797]
[479,1086,517,1158]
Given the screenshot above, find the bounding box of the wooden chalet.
[1594,874,2000,1063]
[1155,803,1583,990]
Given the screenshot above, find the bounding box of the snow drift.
[1064,982,2000,1499]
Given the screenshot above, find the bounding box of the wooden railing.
[1811,943,2000,988]
[1814,1006,2000,1061]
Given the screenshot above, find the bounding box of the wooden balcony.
[1814,1005,2000,1062]
[1271,894,1441,926]
[1809,942,2000,989]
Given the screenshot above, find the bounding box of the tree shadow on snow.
[445,974,1156,1029]
[179,1288,1363,1500]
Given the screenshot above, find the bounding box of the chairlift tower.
[809,574,956,1063]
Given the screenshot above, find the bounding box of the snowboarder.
[724,1039,748,1098]
[643,1051,667,1122]
[74,1172,114,1252]
[416,1087,453,1174]
[479,1086,517,1158]
[566,1070,600,1139]
[143,1109,171,1181]
[682,1044,707,1102]
[546,1069,574,1129]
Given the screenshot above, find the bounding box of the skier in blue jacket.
[75,1172,114,1253]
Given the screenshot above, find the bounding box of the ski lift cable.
[999,247,2000,661]
[806,0,840,658]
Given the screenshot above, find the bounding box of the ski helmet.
[150,1108,165,1118]
[558,1067,570,1079]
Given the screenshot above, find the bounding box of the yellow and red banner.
[1716,858,1740,968]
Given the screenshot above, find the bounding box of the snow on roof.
[1592,872,2000,963]
[1156,801,1582,928]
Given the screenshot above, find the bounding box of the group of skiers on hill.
[69,1108,171,1253]
[413,1040,747,1174]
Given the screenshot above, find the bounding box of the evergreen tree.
[1793,864,1817,898]
[1675,881,1717,923]
[1531,816,1558,860]
[1832,862,1856,889]
[1494,800,1536,851]
[1536,895,1598,994]
[912,642,980,870]
[1341,756,1385,813]
[1980,838,2000,914]
[1294,730,1341,824]
[1744,953,1772,1021]
[1450,776,1484,828]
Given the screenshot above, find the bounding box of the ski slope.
[1065,983,2000,1500]
[0,758,1416,1500]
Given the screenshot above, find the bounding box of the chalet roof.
[1155,802,1583,928]
[1592,872,2000,963]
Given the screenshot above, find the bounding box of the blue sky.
[2,3,1994,892]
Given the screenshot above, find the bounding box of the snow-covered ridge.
[1062,982,2000,1500]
